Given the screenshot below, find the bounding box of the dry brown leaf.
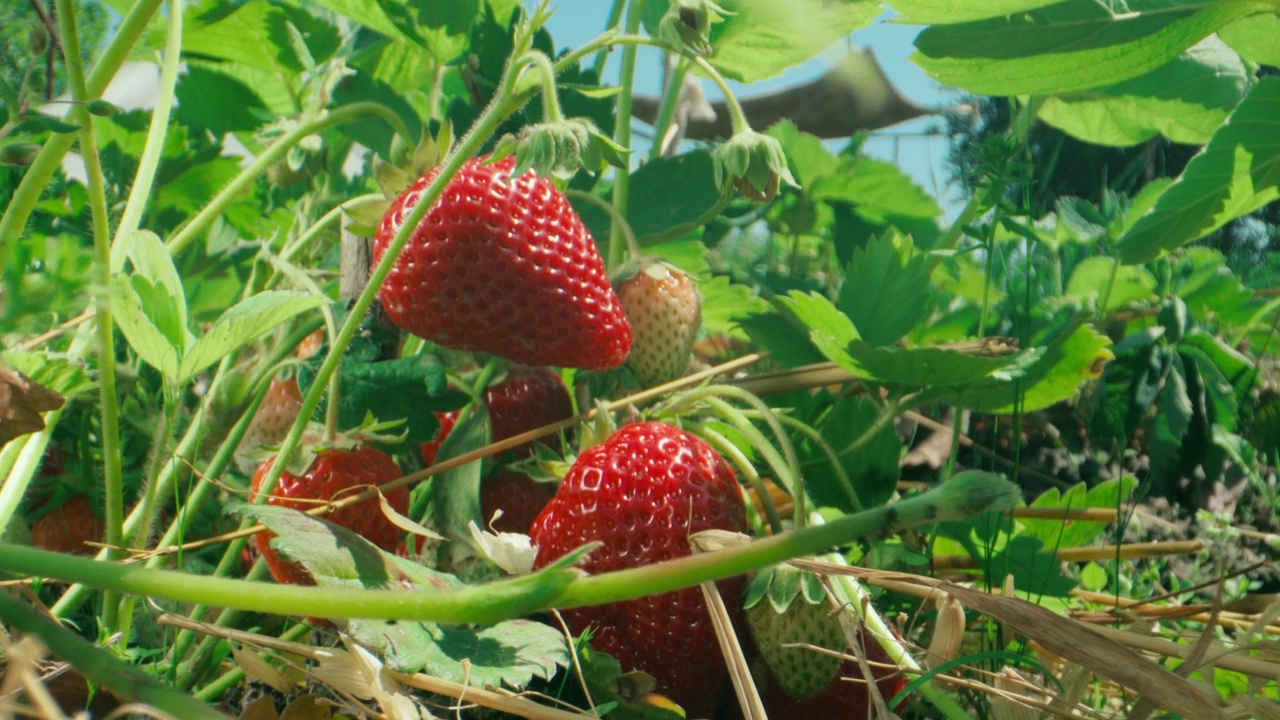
[0,366,64,445]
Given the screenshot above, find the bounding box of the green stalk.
[0,593,227,720]
[109,0,183,270]
[0,0,165,265]
[0,412,61,535]
[691,56,750,135]
[0,473,1018,622]
[55,0,125,633]
[565,188,642,262]
[607,0,644,271]
[687,421,783,533]
[590,0,628,75]
[523,51,566,122]
[167,102,411,255]
[553,472,1018,608]
[1,542,577,624]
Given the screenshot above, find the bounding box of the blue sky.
[533,0,964,214]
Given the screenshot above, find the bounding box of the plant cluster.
[1,1,1278,719]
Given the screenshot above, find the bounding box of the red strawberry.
[374,155,632,369]
[250,447,409,585]
[30,494,102,555]
[419,366,574,465]
[615,261,701,388]
[529,421,749,718]
[480,470,554,534]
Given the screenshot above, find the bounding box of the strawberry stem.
[553,471,1019,609]
[606,0,645,271]
[520,51,565,124]
[686,421,784,533]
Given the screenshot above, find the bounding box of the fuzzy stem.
[522,50,565,123]
[0,542,577,624]
[691,56,750,135]
[0,413,61,536]
[553,472,1018,608]
[607,0,644,271]
[108,0,183,270]
[55,0,126,633]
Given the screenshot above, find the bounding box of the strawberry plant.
[2,0,1279,718]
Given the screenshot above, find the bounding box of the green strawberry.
[746,567,908,719]
[745,566,844,698]
[614,260,701,387]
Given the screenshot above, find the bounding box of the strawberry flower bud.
[712,130,798,202]
[493,118,629,181]
[657,0,730,56]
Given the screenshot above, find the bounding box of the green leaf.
[416,0,481,64]
[709,0,879,82]
[1063,256,1157,312]
[887,0,1064,24]
[993,535,1077,597]
[411,620,570,688]
[0,352,96,398]
[844,342,1019,387]
[184,2,289,72]
[428,408,487,570]
[1117,76,1280,264]
[1037,36,1251,146]
[776,291,863,373]
[1147,353,1193,479]
[805,395,900,511]
[1021,477,1136,550]
[116,230,186,320]
[29,115,81,134]
[926,320,1113,413]
[111,277,181,381]
[324,355,457,445]
[179,291,329,384]
[618,151,722,241]
[839,232,933,347]
[813,157,941,221]
[910,0,1256,96]
[1218,12,1280,66]
[174,64,269,137]
[233,502,477,673]
[307,0,409,40]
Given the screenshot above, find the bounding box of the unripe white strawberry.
[615,260,701,387]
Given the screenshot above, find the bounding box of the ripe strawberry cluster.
[238,156,903,718]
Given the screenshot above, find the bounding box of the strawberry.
[529,421,749,718]
[241,375,304,452]
[250,447,409,585]
[615,261,701,387]
[420,366,574,465]
[374,155,632,370]
[480,470,554,535]
[748,570,908,719]
[240,330,324,453]
[29,494,102,555]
